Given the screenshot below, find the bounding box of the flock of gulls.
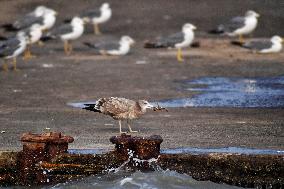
[0,3,283,133]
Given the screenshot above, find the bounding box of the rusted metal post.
[110,134,163,160]
[18,132,74,185]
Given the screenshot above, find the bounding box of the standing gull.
[81,3,112,35]
[83,97,154,133]
[242,35,283,53]
[22,24,43,59]
[144,23,196,62]
[39,7,57,32]
[2,6,45,31]
[44,17,85,55]
[2,6,57,31]
[210,10,260,43]
[83,36,135,56]
[0,32,27,71]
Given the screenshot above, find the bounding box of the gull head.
[271,35,283,44]
[182,23,197,33]
[138,100,154,111]
[34,6,48,16]
[101,3,110,10]
[246,10,260,18]
[71,17,84,26]
[44,8,57,16]
[121,36,135,46]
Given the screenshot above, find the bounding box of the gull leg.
[26,45,36,59]
[12,57,19,72]
[2,60,8,72]
[177,48,184,62]
[23,45,31,60]
[127,120,138,133]
[68,42,73,55]
[119,120,127,134]
[64,41,69,55]
[239,34,244,44]
[94,24,101,35]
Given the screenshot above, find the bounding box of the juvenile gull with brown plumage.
[83,97,154,133]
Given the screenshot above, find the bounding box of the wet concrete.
[0,0,284,152]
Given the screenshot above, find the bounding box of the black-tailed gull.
[81,3,112,35]
[144,23,196,62]
[84,36,135,56]
[243,35,283,53]
[211,10,259,43]
[2,6,57,31]
[44,17,85,55]
[0,32,27,71]
[21,24,43,59]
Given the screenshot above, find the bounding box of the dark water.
[68,76,284,109]
[68,147,284,155]
[157,76,284,108]
[161,147,284,155]
[49,170,242,189]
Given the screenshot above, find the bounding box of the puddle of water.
[68,149,110,155]
[68,76,284,109]
[68,147,284,156]
[67,101,95,108]
[162,147,284,155]
[156,76,284,108]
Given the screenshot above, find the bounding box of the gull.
[21,24,43,59]
[83,35,135,56]
[242,35,283,53]
[2,6,57,31]
[144,23,196,62]
[44,17,85,55]
[81,3,112,35]
[2,6,45,31]
[0,32,27,71]
[83,97,154,134]
[211,10,260,43]
[39,7,57,32]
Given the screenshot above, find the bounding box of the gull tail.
[1,24,18,31]
[40,34,56,42]
[208,25,225,34]
[0,35,8,41]
[144,41,166,48]
[83,42,102,54]
[230,41,245,47]
[83,104,101,113]
[83,42,97,48]
[63,18,72,23]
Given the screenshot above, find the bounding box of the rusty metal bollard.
[18,132,74,185]
[110,134,163,160]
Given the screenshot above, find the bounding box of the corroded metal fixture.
[19,132,74,185]
[110,134,163,160]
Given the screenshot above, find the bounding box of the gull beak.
[147,103,154,109]
[55,11,58,16]
[255,13,260,17]
[192,25,197,30]
[131,40,135,46]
